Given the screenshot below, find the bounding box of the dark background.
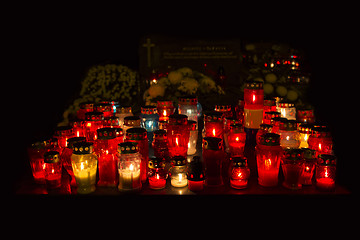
[13,5,356,194]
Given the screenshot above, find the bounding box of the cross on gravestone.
[142,38,155,68]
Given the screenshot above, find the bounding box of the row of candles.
[27,81,336,193]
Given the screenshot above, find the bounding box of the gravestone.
[139,35,246,100]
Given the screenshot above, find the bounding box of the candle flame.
[163,110,167,117]
[87,122,91,127]
[265,158,272,169]
[129,164,134,171]
[80,162,85,171]
[212,128,216,137]
[156,174,160,180]
[235,136,239,142]
[318,143,322,151]
[252,94,256,103]
[178,173,183,182]
[325,168,329,178]
[176,137,179,146]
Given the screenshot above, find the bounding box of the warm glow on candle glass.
[265,158,271,170]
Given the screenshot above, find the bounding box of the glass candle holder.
[229,156,250,189]
[297,108,315,124]
[152,129,170,161]
[118,142,142,191]
[169,156,188,187]
[84,112,104,142]
[140,106,159,142]
[281,148,304,190]
[270,117,287,134]
[279,120,300,149]
[187,156,205,192]
[115,106,133,128]
[27,140,47,184]
[95,127,119,187]
[244,81,264,109]
[61,136,86,187]
[94,102,113,118]
[255,133,283,187]
[224,117,241,153]
[77,102,94,120]
[123,115,141,133]
[278,102,296,120]
[308,126,333,157]
[315,154,336,191]
[157,100,175,122]
[53,126,74,151]
[227,124,246,157]
[148,157,168,190]
[125,127,149,183]
[187,120,198,155]
[203,111,224,138]
[178,96,198,123]
[298,123,312,148]
[203,137,225,186]
[43,151,62,189]
[256,124,273,146]
[71,119,85,138]
[167,114,190,158]
[301,148,317,185]
[71,142,98,194]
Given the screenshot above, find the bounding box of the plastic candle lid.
[260,133,280,146]
[119,142,139,154]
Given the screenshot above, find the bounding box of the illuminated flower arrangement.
[59,64,139,126]
[143,67,225,106]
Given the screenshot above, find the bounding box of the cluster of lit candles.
[27,81,337,194]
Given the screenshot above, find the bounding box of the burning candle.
[115,106,133,128]
[43,151,62,189]
[71,142,98,194]
[301,148,317,185]
[167,114,190,158]
[53,126,75,151]
[170,156,188,187]
[278,102,296,120]
[94,102,113,118]
[279,120,300,149]
[297,108,315,124]
[298,123,312,148]
[140,105,159,142]
[229,156,250,189]
[244,81,264,130]
[118,142,142,191]
[84,112,104,142]
[152,129,170,161]
[227,124,246,157]
[308,126,333,157]
[178,96,198,123]
[203,111,224,138]
[27,140,47,184]
[157,100,175,122]
[148,157,168,190]
[255,133,283,187]
[315,154,336,191]
[95,128,119,187]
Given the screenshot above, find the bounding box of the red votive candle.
[157,100,175,122]
[84,112,104,142]
[255,133,283,187]
[203,111,224,138]
[167,114,190,158]
[203,137,225,186]
[227,124,246,157]
[315,154,336,191]
[95,127,119,186]
[44,151,62,189]
[229,156,250,189]
[148,157,168,190]
[301,148,317,185]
